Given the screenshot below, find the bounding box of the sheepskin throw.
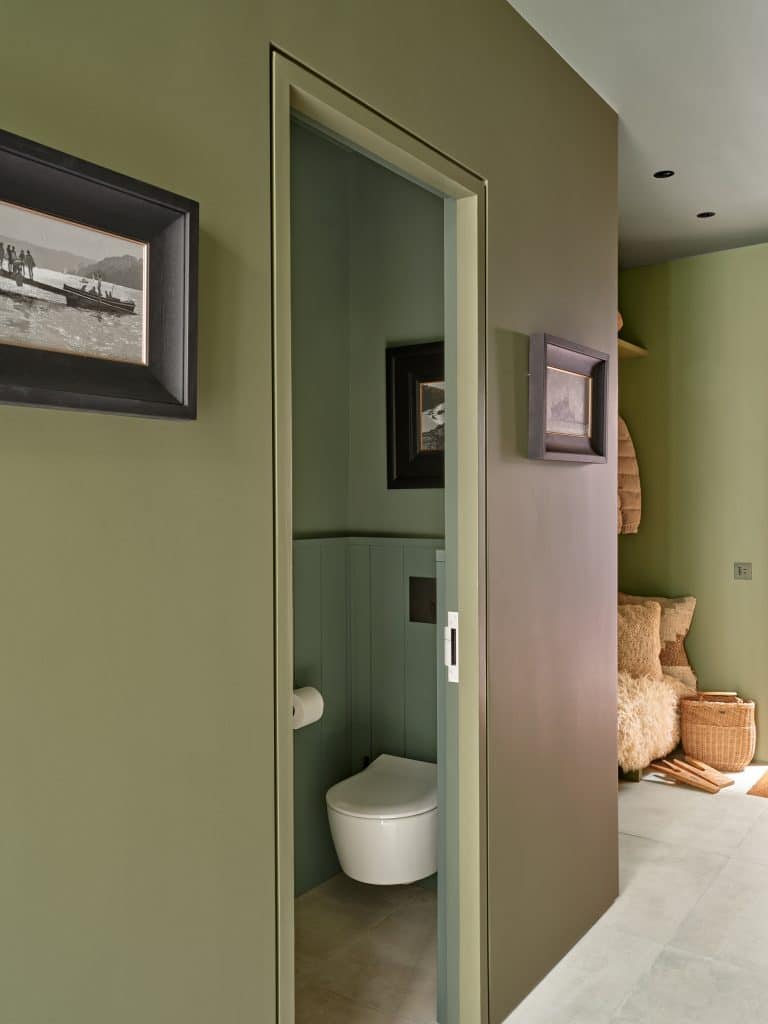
[618,601,663,679]
[617,672,690,772]
[619,593,697,690]
[618,416,641,535]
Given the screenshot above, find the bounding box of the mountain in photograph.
[0,236,83,273]
[72,254,143,290]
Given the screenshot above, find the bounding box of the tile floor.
[295,873,437,1024]
[505,763,768,1024]
[295,766,768,1024]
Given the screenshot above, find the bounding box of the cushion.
[618,601,662,679]
[619,593,697,690]
[617,672,690,772]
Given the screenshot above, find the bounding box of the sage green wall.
[291,120,444,538]
[347,150,445,535]
[1,3,616,1022]
[291,124,350,536]
[620,243,768,760]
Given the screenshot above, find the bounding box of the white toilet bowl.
[326,754,438,886]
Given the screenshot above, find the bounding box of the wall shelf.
[618,337,647,360]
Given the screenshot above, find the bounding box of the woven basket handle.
[686,691,742,703]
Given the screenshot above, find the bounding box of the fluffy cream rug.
[617,672,692,773]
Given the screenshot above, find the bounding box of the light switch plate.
[734,562,753,580]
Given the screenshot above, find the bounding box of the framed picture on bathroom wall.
[528,333,608,462]
[0,128,198,417]
[386,341,444,488]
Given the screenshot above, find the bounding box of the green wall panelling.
[404,545,441,761]
[348,542,373,771]
[293,540,351,896]
[294,536,442,896]
[370,543,408,757]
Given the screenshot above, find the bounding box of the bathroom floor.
[295,873,437,1024]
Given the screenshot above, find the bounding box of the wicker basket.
[681,697,756,772]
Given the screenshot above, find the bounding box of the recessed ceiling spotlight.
[697,211,716,219]
[653,169,675,178]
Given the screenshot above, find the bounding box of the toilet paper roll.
[292,686,324,730]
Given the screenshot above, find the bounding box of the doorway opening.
[291,114,444,1023]
[272,52,487,1024]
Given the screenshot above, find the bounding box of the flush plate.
[409,576,437,623]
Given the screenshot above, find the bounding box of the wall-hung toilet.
[326,754,437,885]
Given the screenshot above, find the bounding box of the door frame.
[271,49,487,1024]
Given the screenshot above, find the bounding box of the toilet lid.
[326,754,437,819]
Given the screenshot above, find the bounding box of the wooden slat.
[682,756,735,789]
[650,759,720,793]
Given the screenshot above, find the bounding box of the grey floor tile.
[505,920,662,1024]
[619,776,765,856]
[612,834,727,943]
[670,856,768,972]
[295,875,436,1024]
[733,809,768,865]
[610,948,768,1023]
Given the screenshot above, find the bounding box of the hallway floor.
[506,764,768,1024]
[295,873,436,1024]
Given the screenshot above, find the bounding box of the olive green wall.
[291,120,444,538]
[0,3,616,1022]
[620,243,768,760]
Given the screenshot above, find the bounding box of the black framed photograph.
[386,341,444,488]
[528,333,608,462]
[0,129,197,417]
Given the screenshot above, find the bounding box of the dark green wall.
[291,121,444,538]
[620,243,768,759]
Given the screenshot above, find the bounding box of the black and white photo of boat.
[0,198,146,364]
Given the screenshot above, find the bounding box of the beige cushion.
[618,601,662,679]
[619,593,697,690]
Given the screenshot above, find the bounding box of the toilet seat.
[327,754,437,819]
[326,754,438,885]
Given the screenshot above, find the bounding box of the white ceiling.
[509,0,768,267]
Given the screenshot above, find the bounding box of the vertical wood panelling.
[404,545,440,761]
[320,541,350,782]
[348,542,372,771]
[292,543,327,895]
[294,537,441,895]
[293,541,351,895]
[370,543,406,757]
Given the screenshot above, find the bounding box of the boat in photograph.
[63,284,136,315]
[0,266,65,296]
